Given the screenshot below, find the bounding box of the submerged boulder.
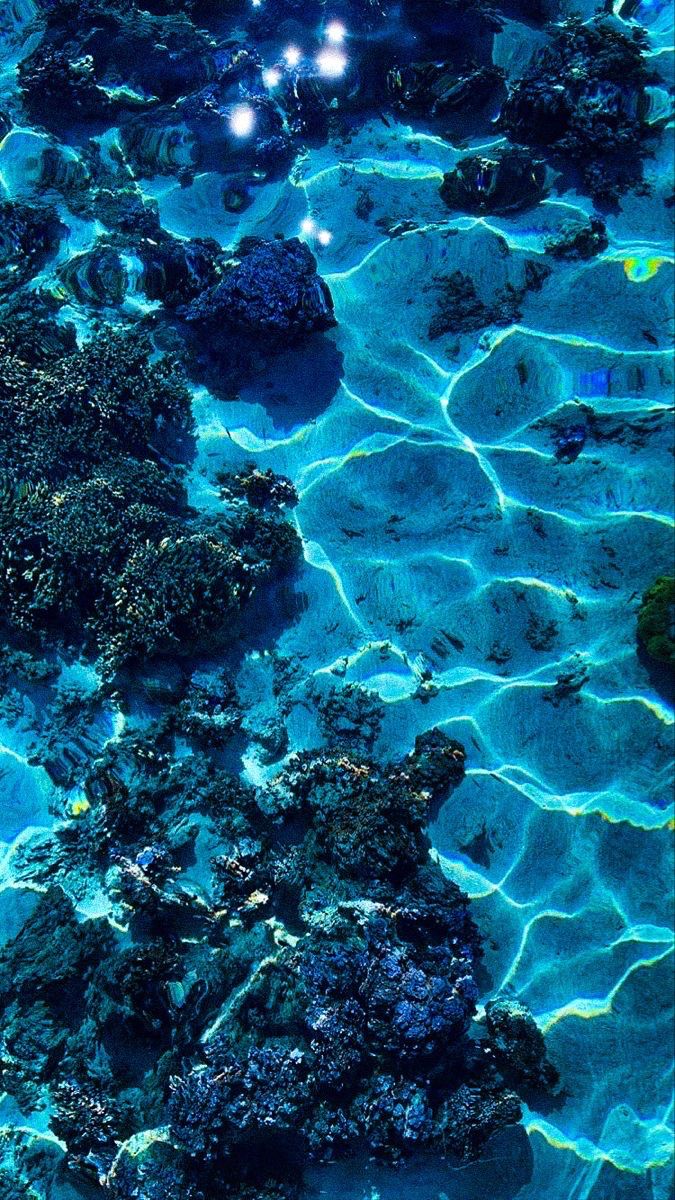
[440,147,548,215]
[184,237,336,341]
[485,998,559,1091]
[637,576,675,666]
[500,16,655,201]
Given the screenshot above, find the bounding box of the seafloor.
[0,1,673,1199]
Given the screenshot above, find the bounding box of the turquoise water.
[0,1,673,1197]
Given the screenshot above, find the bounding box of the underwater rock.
[51,225,221,312]
[54,243,129,308]
[429,257,551,340]
[218,463,299,511]
[90,186,162,237]
[19,46,117,122]
[118,117,199,178]
[0,316,300,670]
[437,1084,522,1162]
[28,684,114,788]
[249,716,289,764]
[351,1076,434,1158]
[402,726,466,806]
[24,0,215,127]
[0,201,63,295]
[264,735,477,910]
[170,1045,312,1161]
[485,998,559,1091]
[388,61,504,118]
[0,885,114,1008]
[637,576,675,665]
[278,73,332,141]
[48,216,222,313]
[172,668,243,747]
[140,232,223,308]
[266,747,429,883]
[500,15,655,201]
[544,217,609,260]
[429,270,497,339]
[439,147,548,214]
[184,237,336,342]
[315,682,385,752]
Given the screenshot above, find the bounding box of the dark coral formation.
[440,147,548,215]
[0,202,63,294]
[485,998,559,1091]
[218,463,299,512]
[313,681,386,752]
[0,309,300,673]
[184,237,336,341]
[544,217,609,261]
[499,16,657,201]
[637,576,675,666]
[388,60,505,122]
[0,720,556,1196]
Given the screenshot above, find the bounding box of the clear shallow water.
[0,1,674,1198]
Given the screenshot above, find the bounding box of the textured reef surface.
[0,0,673,1198]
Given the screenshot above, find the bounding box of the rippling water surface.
[1,0,673,1197]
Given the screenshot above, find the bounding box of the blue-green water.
[0,1,673,1197]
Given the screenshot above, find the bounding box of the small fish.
[642,329,658,346]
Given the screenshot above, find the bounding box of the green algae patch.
[638,576,675,666]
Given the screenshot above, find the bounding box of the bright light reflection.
[229,104,256,137]
[300,217,317,235]
[283,45,302,67]
[316,46,347,77]
[317,229,333,245]
[325,20,347,43]
[263,67,281,88]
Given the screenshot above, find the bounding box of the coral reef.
[500,16,656,201]
[0,725,558,1195]
[184,237,336,341]
[485,998,560,1091]
[0,309,300,672]
[0,202,63,294]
